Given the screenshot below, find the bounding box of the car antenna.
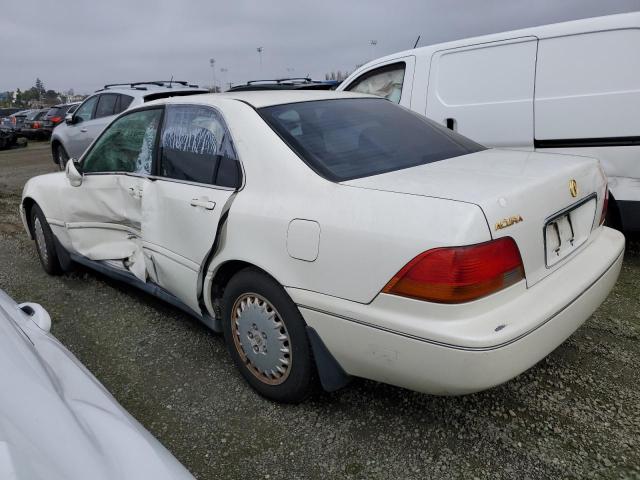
[168,75,173,88]
[413,35,421,49]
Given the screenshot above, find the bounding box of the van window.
[345,63,405,103]
[535,29,640,140]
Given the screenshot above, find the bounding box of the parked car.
[337,12,640,233]
[42,102,81,135]
[22,91,624,403]
[0,107,20,120]
[50,81,208,169]
[227,77,339,92]
[1,109,33,132]
[0,126,19,150]
[0,289,195,479]
[21,108,50,140]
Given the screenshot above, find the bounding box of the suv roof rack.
[246,77,314,85]
[97,81,200,92]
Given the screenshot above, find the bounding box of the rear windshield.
[259,98,485,181]
[46,107,62,116]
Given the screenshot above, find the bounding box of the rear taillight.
[33,121,40,129]
[50,116,62,124]
[10,117,16,125]
[599,187,609,226]
[382,237,525,303]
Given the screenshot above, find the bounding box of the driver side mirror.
[65,159,83,187]
[65,113,74,125]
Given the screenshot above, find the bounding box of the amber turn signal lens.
[383,237,525,303]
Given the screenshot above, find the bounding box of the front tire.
[30,204,62,275]
[53,143,69,171]
[222,268,316,403]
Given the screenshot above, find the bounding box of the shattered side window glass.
[82,109,162,174]
[346,63,405,104]
[160,105,240,187]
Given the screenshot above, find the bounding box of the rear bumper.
[292,227,625,394]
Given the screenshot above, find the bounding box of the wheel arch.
[22,196,37,239]
[205,259,351,393]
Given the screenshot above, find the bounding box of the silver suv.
[50,81,207,168]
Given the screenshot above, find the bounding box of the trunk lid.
[343,149,606,286]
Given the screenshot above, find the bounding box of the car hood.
[0,290,194,480]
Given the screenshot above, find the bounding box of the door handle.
[190,198,216,210]
[80,128,88,133]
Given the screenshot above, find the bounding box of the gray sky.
[2,0,639,94]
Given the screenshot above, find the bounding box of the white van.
[337,12,640,232]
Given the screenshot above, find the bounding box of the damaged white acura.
[21,91,625,403]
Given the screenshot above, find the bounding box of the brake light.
[32,121,40,129]
[599,187,609,226]
[50,116,62,124]
[10,117,16,125]
[383,237,525,303]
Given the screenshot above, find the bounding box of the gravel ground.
[1,142,639,479]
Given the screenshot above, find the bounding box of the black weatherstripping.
[535,136,640,148]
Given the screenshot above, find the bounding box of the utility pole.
[220,67,228,91]
[256,47,263,72]
[369,40,378,60]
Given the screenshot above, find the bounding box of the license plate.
[544,197,597,267]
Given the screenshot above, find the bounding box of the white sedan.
[21,91,625,403]
[0,289,194,480]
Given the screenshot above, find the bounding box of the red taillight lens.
[599,187,609,226]
[51,116,62,124]
[10,117,16,125]
[383,237,525,303]
[33,121,40,129]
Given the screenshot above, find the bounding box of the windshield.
[259,98,485,181]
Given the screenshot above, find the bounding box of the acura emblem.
[569,179,578,198]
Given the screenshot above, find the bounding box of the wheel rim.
[57,147,68,170]
[34,217,48,263]
[231,293,292,385]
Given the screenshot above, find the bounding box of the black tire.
[53,143,69,171]
[222,268,316,403]
[30,204,62,275]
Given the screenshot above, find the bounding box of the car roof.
[157,90,376,109]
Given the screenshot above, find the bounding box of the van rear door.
[425,37,538,149]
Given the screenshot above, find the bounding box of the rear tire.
[30,204,62,275]
[222,268,316,403]
[53,143,69,171]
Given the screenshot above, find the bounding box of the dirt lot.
[1,142,639,479]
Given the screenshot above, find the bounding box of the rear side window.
[259,98,484,182]
[95,94,118,119]
[159,105,241,188]
[345,63,405,103]
[74,96,98,123]
[116,94,134,113]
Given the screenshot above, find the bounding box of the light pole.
[209,58,216,92]
[256,47,263,72]
[220,67,228,91]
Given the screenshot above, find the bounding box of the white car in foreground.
[0,289,194,480]
[21,91,624,403]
